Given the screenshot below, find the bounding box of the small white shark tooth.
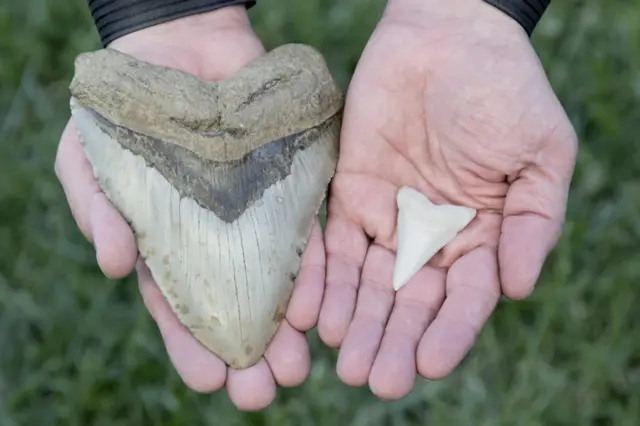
[68,44,343,369]
[393,186,476,291]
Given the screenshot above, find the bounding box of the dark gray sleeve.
[482,0,551,36]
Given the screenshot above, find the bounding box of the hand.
[55,6,326,411]
[317,0,578,400]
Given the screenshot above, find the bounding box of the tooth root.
[393,187,476,291]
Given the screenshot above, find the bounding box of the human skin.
[54,5,328,411]
[55,0,578,408]
[316,0,578,400]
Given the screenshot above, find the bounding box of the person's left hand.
[317,0,578,400]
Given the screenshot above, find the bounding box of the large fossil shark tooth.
[68,44,343,369]
[393,186,476,291]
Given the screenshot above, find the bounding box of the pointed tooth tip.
[392,271,409,291]
[392,263,403,289]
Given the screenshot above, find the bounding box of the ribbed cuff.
[87,0,257,46]
[482,0,551,36]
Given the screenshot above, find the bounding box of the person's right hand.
[54,6,327,411]
[316,0,577,399]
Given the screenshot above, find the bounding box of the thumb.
[499,132,578,299]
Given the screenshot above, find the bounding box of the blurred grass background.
[1,0,640,424]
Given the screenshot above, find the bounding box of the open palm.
[317,3,577,400]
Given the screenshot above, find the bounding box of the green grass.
[2,0,640,424]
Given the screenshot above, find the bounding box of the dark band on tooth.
[85,107,341,222]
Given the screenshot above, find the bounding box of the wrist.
[106,5,265,81]
[88,0,256,47]
[108,5,253,48]
[383,0,527,35]
[384,0,547,36]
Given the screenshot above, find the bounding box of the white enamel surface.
[393,186,476,291]
[71,100,336,368]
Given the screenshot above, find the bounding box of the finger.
[91,192,138,278]
[500,212,558,299]
[417,246,500,380]
[55,120,137,278]
[432,211,502,269]
[317,194,369,348]
[264,320,310,387]
[287,218,325,331]
[499,144,575,299]
[368,266,445,400]
[335,245,395,386]
[226,359,276,411]
[55,121,99,241]
[136,260,227,393]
